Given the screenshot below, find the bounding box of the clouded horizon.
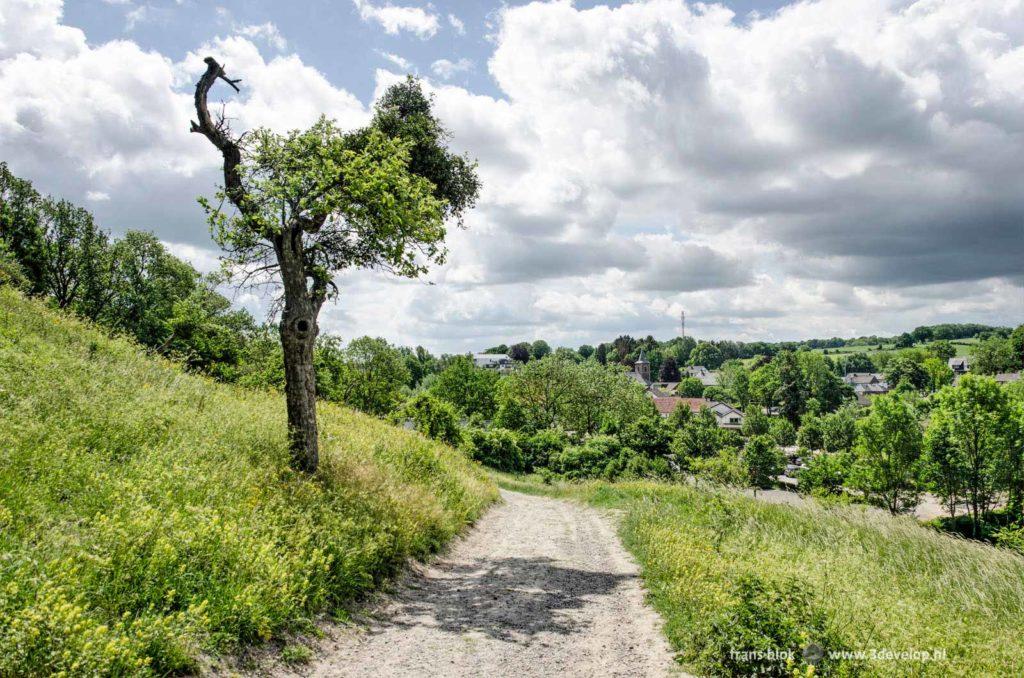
[1,0,1021,352]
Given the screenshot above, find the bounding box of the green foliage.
[530,339,552,360]
[496,356,654,435]
[464,428,524,473]
[928,340,956,362]
[994,523,1024,554]
[843,352,876,372]
[0,289,496,675]
[321,336,409,416]
[1010,325,1024,370]
[744,435,785,489]
[849,393,923,513]
[921,356,954,392]
[796,413,823,451]
[671,407,733,461]
[741,409,771,437]
[749,362,781,410]
[774,351,805,424]
[689,341,724,369]
[971,337,1017,375]
[518,429,569,472]
[0,240,27,289]
[717,360,751,409]
[885,355,929,391]
[676,376,705,397]
[429,355,499,419]
[929,375,1017,535]
[798,452,850,496]
[391,393,463,446]
[768,418,796,447]
[0,163,256,380]
[552,438,630,481]
[690,447,747,487]
[821,406,858,454]
[700,574,849,677]
[280,643,314,665]
[618,415,671,458]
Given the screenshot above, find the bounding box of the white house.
[473,353,515,372]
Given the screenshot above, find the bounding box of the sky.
[0,0,1021,353]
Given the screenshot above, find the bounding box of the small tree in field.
[191,58,479,472]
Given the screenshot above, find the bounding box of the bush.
[798,452,849,496]
[391,393,463,447]
[995,524,1024,554]
[744,435,785,489]
[690,447,747,487]
[551,435,626,480]
[0,242,28,289]
[519,428,568,471]
[741,410,771,437]
[465,427,525,472]
[677,376,705,397]
[698,574,852,677]
[768,418,796,446]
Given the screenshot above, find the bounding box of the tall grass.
[494,473,1024,676]
[0,288,497,676]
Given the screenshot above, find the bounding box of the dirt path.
[294,490,679,677]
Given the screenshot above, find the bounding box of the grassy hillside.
[0,288,497,676]
[496,474,1024,677]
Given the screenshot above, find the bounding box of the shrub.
[744,435,785,489]
[690,447,747,487]
[391,393,463,447]
[551,435,625,480]
[0,242,28,289]
[698,574,852,677]
[464,427,525,472]
[768,418,796,446]
[519,429,569,471]
[741,410,771,437]
[995,524,1024,554]
[677,376,705,397]
[798,452,849,496]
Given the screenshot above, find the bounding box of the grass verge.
[0,288,497,676]
[493,472,1024,676]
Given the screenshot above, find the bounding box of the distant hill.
[0,288,496,676]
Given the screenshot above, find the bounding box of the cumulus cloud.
[352,0,439,39]
[1,0,1021,352]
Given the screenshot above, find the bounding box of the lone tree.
[192,57,479,472]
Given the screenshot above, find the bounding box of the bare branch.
[191,57,249,218]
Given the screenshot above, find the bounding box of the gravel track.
[293,489,680,677]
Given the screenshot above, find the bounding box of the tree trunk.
[276,227,321,474]
[280,306,319,473]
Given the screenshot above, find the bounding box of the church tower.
[635,350,651,384]
[680,310,686,338]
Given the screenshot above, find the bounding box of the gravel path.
[296,490,679,678]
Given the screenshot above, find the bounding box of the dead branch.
[191,57,249,218]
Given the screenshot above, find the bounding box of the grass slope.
[495,474,1024,677]
[0,288,497,676]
